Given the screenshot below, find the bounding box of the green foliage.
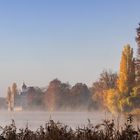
[118,97,132,112]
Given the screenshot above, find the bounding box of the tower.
[22,82,27,92]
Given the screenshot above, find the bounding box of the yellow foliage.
[105,89,119,113]
[118,97,132,112]
[6,87,11,103]
[117,44,135,94]
[12,82,18,95]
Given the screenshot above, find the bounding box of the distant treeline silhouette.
[6,79,93,111]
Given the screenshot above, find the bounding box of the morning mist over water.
[1,0,140,139]
[0,111,112,130]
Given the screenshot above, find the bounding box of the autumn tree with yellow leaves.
[117,44,135,95]
[105,45,136,113]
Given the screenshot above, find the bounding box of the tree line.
[6,24,140,114]
[6,80,93,111]
[91,23,140,114]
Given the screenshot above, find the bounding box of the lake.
[0,111,116,130]
[1,110,139,131]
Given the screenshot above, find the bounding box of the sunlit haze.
[0,0,140,96]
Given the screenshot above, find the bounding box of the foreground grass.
[0,115,139,140]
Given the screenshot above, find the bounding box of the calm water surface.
[0,111,119,130]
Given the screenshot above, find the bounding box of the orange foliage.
[117,45,135,94]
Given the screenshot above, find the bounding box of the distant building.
[14,83,44,111]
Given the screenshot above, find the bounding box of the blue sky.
[0,0,140,96]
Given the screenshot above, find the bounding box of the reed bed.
[0,115,139,140]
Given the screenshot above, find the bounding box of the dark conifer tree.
[135,23,140,84]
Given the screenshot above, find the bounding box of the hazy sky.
[0,0,140,96]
